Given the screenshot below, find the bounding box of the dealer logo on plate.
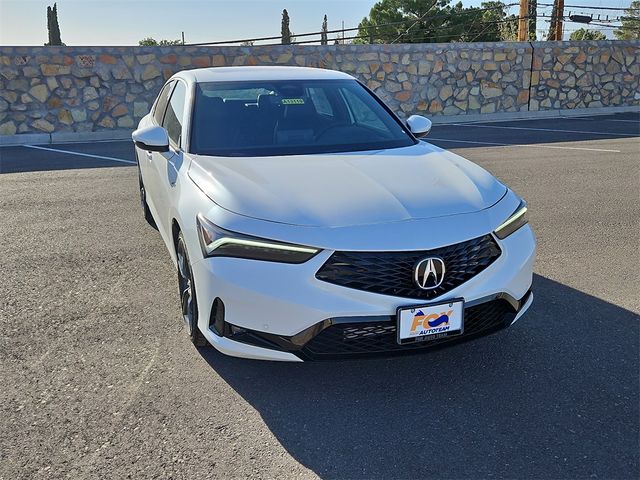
[410,309,453,336]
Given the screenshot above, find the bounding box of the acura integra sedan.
[132,66,535,361]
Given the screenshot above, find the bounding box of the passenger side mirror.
[132,125,170,152]
[406,115,432,138]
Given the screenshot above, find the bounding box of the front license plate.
[397,299,464,345]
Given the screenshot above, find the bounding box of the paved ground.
[0,112,638,479]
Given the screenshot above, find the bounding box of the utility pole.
[554,0,564,40]
[181,31,185,45]
[547,0,557,39]
[518,0,529,40]
[547,0,565,40]
[528,0,537,40]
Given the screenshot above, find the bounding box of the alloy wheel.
[177,239,196,335]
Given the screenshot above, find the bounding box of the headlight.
[494,200,528,239]
[196,214,320,263]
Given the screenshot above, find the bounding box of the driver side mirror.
[132,125,170,152]
[406,115,432,138]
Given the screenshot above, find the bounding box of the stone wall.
[0,40,638,137]
[530,42,639,110]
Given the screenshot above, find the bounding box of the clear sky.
[0,0,631,45]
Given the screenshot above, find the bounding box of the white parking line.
[449,123,639,137]
[428,138,622,153]
[23,144,136,165]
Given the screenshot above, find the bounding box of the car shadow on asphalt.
[197,274,639,479]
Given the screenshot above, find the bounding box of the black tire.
[176,232,209,347]
[138,165,158,230]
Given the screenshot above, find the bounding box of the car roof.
[175,66,354,84]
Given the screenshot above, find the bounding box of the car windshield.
[190,79,415,156]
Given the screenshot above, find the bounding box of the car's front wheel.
[176,232,209,347]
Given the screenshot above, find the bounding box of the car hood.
[188,142,507,228]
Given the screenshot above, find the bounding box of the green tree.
[476,1,518,42]
[281,9,292,44]
[45,3,63,46]
[321,14,329,45]
[355,0,514,44]
[614,0,640,39]
[355,0,418,44]
[569,28,606,40]
[138,37,182,46]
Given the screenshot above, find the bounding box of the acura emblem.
[414,257,446,290]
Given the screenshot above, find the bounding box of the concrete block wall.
[0,40,637,137]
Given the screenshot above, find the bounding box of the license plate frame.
[396,298,465,345]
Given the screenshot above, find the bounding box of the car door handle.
[146,151,152,160]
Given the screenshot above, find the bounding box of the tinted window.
[162,81,186,147]
[191,79,414,157]
[153,81,174,124]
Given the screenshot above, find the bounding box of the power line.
[326,5,523,45]
[539,3,639,10]
[185,23,377,46]
[183,1,632,47]
[292,15,537,45]
[384,12,626,41]
[185,3,520,46]
[564,25,620,30]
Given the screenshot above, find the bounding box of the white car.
[132,66,535,362]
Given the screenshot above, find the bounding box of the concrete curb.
[51,130,133,144]
[0,133,51,146]
[0,129,132,146]
[0,106,637,146]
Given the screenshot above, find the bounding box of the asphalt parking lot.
[0,112,638,479]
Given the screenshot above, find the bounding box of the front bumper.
[191,224,536,362]
[221,290,532,361]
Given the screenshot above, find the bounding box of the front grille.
[299,299,514,360]
[316,235,501,300]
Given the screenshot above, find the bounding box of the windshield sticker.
[281,98,305,105]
